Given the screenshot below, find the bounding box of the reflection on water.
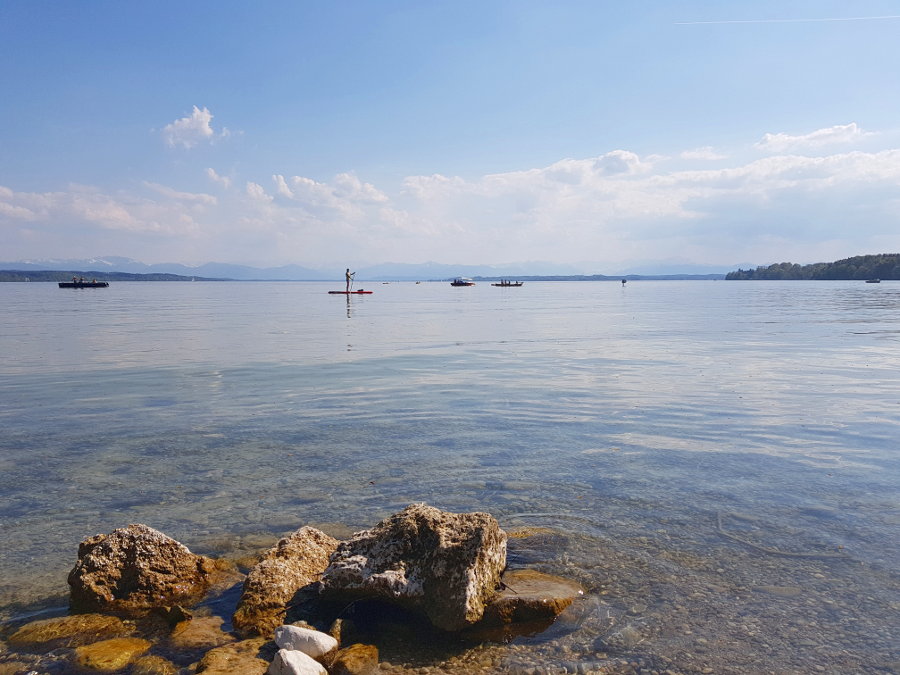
[0,281,898,672]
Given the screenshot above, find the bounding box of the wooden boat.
[328,290,373,294]
[450,278,475,286]
[59,281,109,288]
[865,279,881,283]
[491,280,523,287]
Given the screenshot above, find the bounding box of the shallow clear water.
[1,280,898,672]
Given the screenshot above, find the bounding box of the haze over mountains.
[1,257,743,281]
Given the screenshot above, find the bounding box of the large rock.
[232,526,339,636]
[321,503,507,631]
[68,524,222,614]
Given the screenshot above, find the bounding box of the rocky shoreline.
[0,504,589,675]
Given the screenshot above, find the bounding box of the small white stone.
[267,648,327,675]
[273,624,338,658]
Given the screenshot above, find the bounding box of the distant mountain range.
[0,256,329,280]
[0,256,734,281]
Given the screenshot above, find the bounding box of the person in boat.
[345,268,355,293]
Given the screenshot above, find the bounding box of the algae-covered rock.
[74,636,151,671]
[195,637,273,674]
[169,615,235,651]
[8,613,133,651]
[329,643,379,675]
[131,653,179,675]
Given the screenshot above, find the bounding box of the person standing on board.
[345,268,355,293]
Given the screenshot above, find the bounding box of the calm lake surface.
[1,280,898,673]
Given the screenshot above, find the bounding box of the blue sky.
[2,1,900,273]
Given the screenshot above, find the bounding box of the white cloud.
[162,106,228,149]
[680,146,728,161]
[273,174,293,198]
[143,182,217,205]
[333,172,389,203]
[206,168,232,189]
[0,183,203,235]
[755,122,873,153]
[245,182,273,202]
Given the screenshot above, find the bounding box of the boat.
[328,290,373,294]
[450,278,475,287]
[865,279,881,283]
[59,280,109,288]
[491,280,523,287]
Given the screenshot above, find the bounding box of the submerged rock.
[73,636,151,671]
[8,613,133,651]
[151,604,193,627]
[195,637,273,674]
[329,643,379,675]
[232,526,339,637]
[480,569,584,626]
[68,523,222,614]
[321,503,507,631]
[131,653,180,675]
[169,614,235,651]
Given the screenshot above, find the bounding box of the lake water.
[1,280,898,673]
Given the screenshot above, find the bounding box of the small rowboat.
[59,281,109,288]
[328,290,373,294]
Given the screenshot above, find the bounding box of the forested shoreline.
[726,254,900,280]
[0,270,225,282]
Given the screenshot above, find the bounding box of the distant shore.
[0,270,728,283]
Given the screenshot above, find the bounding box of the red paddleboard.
[328,290,373,294]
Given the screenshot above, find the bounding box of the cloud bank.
[2,123,898,270]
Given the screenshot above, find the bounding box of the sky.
[2,0,900,274]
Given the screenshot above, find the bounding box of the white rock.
[267,648,327,675]
[273,624,338,658]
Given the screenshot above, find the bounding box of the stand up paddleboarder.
[345,268,355,293]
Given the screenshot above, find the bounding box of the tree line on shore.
[0,270,224,282]
[726,253,900,280]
